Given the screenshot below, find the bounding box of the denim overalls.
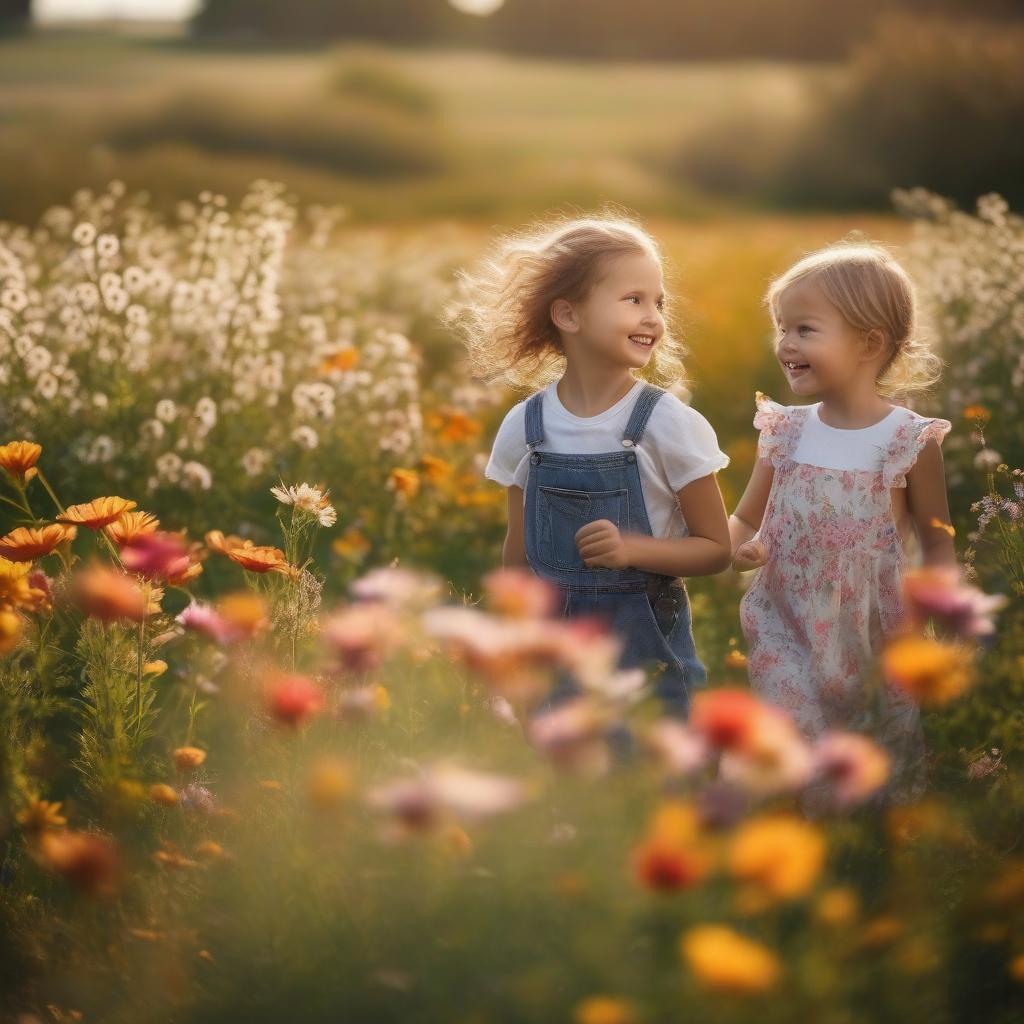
[523,383,706,717]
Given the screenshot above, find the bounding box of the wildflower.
[149,784,178,807]
[901,567,1006,638]
[0,523,77,562]
[176,601,238,645]
[332,526,371,562]
[16,798,67,833]
[689,688,765,752]
[632,801,713,891]
[962,405,990,422]
[643,720,710,778]
[120,531,192,581]
[428,407,482,444]
[320,346,359,373]
[153,847,199,870]
[68,564,147,623]
[34,829,120,897]
[882,635,975,705]
[856,916,905,950]
[106,511,160,546]
[718,707,814,796]
[0,609,24,654]
[181,461,213,491]
[681,925,781,994]
[58,496,137,530]
[975,448,1002,470]
[306,756,355,810]
[387,467,420,500]
[205,530,292,575]
[815,887,860,927]
[322,602,403,673]
[179,783,217,815]
[195,840,227,862]
[527,699,612,777]
[143,660,167,676]
[573,996,639,1024]
[72,222,96,246]
[725,649,748,670]
[419,454,452,485]
[216,591,269,638]
[0,440,42,485]
[173,747,207,772]
[291,425,319,450]
[350,566,442,609]
[482,567,559,619]
[266,673,324,725]
[728,815,826,903]
[270,482,337,527]
[810,732,890,808]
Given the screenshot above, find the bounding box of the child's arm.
[728,459,775,570]
[502,485,528,568]
[905,440,957,568]
[574,473,732,577]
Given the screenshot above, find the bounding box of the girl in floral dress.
[728,241,956,801]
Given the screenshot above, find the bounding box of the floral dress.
[739,394,952,802]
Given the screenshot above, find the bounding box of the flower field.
[0,182,1022,1023]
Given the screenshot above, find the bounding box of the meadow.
[0,28,1022,1024]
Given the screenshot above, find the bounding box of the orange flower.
[69,564,147,623]
[320,347,359,373]
[16,798,67,833]
[420,454,453,485]
[962,405,990,423]
[106,511,160,547]
[216,591,269,637]
[881,635,974,705]
[205,530,292,575]
[573,996,639,1024]
[150,783,178,806]
[428,408,482,444]
[681,925,780,995]
[35,829,121,897]
[173,746,207,772]
[388,468,420,500]
[0,440,42,485]
[728,815,826,903]
[0,523,76,562]
[332,526,371,562]
[632,801,713,892]
[689,688,765,751]
[266,673,324,725]
[58,497,137,530]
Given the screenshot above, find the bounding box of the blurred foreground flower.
[266,673,324,725]
[882,635,975,705]
[16,798,67,833]
[350,566,443,610]
[901,567,1006,637]
[482,567,559,619]
[681,925,781,995]
[68,564,147,623]
[632,801,713,891]
[33,830,121,897]
[120,531,192,581]
[573,996,639,1024]
[811,732,890,808]
[322,602,403,673]
[728,815,826,906]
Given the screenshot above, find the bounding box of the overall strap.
[524,391,545,449]
[621,384,666,447]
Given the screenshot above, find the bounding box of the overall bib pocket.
[535,485,628,571]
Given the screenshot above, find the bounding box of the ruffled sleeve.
[881,414,953,488]
[753,391,797,468]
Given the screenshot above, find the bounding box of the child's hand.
[575,519,632,569]
[732,539,767,572]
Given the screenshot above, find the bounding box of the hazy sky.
[35,0,200,20]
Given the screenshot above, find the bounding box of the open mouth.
[629,335,656,350]
[783,360,810,373]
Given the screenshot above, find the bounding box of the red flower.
[267,674,324,725]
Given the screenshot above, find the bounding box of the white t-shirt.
[791,402,915,471]
[485,380,730,539]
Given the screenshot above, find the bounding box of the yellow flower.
[725,649,748,670]
[388,468,421,500]
[172,746,206,772]
[58,496,137,530]
[216,591,268,637]
[374,684,391,713]
[16,798,67,833]
[0,523,77,562]
[0,557,46,611]
[0,609,23,654]
[815,886,859,927]
[306,756,354,810]
[728,815,826,902]
[882,635,974,705]
[332,526,371,562]
[573,996,639,1024]
[143,660,168,677]
[681,925,781,995]
[428,408,482,444]
[0,440,42,486]
[195,840,227,862]
[149,783,178,807]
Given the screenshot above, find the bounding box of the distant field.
[0,31,837,222]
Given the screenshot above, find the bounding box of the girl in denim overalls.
[448,215,733,716]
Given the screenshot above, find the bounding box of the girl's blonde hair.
[445,212,688,391]
[765,239,942,397]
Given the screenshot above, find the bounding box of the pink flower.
[120,531,191,581]
[176,601,238,645]
[902,567,1006,638]
[322,602,402,673]
[811,732,891,808]
[482,568,559,619]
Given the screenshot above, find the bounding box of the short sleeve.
[647,394,730,492]
[484,400,530,488]
[753,391,796,467]
[882,414,953,489]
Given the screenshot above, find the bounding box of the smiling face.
[773,276,876,399]
[558,250,666,371]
